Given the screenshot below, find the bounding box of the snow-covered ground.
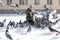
[0,14,60,40]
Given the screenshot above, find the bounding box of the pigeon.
[48,25,60,36]
[5,26,13,40]
[27,25,31,33]
[48,26,59,32]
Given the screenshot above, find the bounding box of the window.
[7,0,12,5]
[47,0,52,5]
[59,0,60,5]
[34,0,40,5]
[19,0,28,5]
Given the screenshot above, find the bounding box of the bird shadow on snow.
[56,27,60,29]
[0,28,6,32]
[50,36,59,40]
[14,28,27,35]
[0,37,1,39]
[41,32,52,36]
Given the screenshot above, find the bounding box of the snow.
[0,14,60,40]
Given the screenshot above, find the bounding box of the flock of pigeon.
[0,19,32,40]
[0,17,60,40]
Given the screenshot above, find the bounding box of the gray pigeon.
[5,26,13,40]
[27,25,31,33]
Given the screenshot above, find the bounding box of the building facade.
[0,0,60,13]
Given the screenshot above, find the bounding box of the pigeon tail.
[56,32,60,36]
